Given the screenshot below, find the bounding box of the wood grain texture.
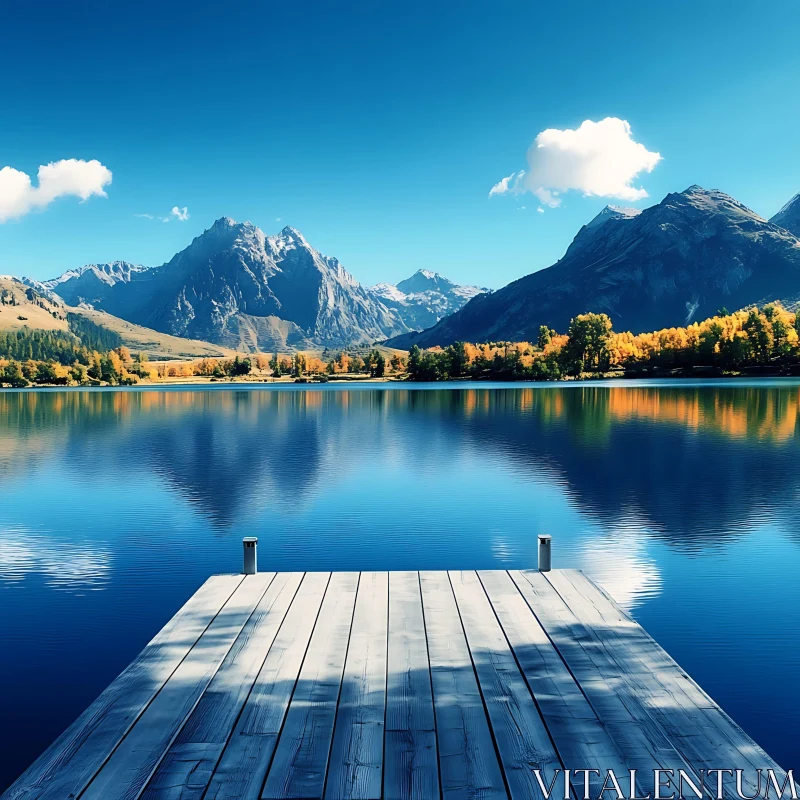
[325,572,389,800]
[81,573,276,800]
[140,572,305,800]
[3,570,790,800]
[546,570,795,798]
[511,569,690,797]
[261,572,360,800]
[478,569,636,799]
[204,571,331,800]
[449,570,560,800]
[2,574,244,800]
[383,572,438,800]
[419,571,506,800]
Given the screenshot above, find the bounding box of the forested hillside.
[406,304,800,381]
[0,329,86,364]
[66,313,123,351]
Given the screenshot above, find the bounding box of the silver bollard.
[243,537,258,575]
[538,534,552,572]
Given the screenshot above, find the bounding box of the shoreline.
[4,372,800,392]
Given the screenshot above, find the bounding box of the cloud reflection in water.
[0,528,112,592]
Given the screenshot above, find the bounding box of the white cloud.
[136,206,190,223]
[488,170,524,197]
[536,207,545,213]
[490,117,661,207]
[0,158,112,222]
[533,187,561,208]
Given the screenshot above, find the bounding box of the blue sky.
[1,0,799,288]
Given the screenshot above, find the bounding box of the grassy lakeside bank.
[6,362,800,390]
[5,298,800,389]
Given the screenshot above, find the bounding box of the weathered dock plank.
[546,570,790,798]
[140,571,305,800]
[81,573,276,800]
[383,571,439,800]
[419,570,507,800]
[204,571,331,800]
[448,570,561,800]
[325,572,389,800]
[477,569,635,799]
[510,569,693,796]
[261,572,360,800]
[3,573,244,800]
[3,569,791,800]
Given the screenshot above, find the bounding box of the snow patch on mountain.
[370,269,488,332]
[46,261,148,288]
[39,219,409,350]
[770,193,800,237]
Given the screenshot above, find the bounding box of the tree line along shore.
[407,303,800,381]
[0,331,405,388]
[2,303,800,388]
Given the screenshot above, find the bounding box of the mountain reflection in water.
[2,383,798,542]
[0,381,798,788]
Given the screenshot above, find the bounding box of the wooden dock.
[2,570,790,800]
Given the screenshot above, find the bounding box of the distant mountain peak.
[585,205,641,229]
[658,185,770,223]
[269,225,312,257]
[396,269,457,295]
[42,217,407,350]
[566,204,641,256]
[775,193,800,215]
[45,260,148,289]
[370,269,488,332]
[770,193,800,237]
[386,184,800,350]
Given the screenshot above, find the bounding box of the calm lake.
[1,380,799,789]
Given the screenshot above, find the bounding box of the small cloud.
[135,206,190,223]
[488,170,525,198]
[534,187,561,208]
[0,158,112,223]
[536,207,545,213]
[490,117,661,208]
[275,217,282,222]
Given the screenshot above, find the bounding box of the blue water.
[1,380,799,790]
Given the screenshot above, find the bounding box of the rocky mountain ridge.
[387,186,800,348]
[369,269,487,331]
[39,220,487,351]
[41,220,406,351]
[770,193,800,236]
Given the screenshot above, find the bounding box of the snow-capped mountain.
[43,220,409,351]
[565,205,642,256]
[770,193,800,237]
[387,186,800,348]
[369,269,487,332]
[585,205,641,228]
[42,261,149,307]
